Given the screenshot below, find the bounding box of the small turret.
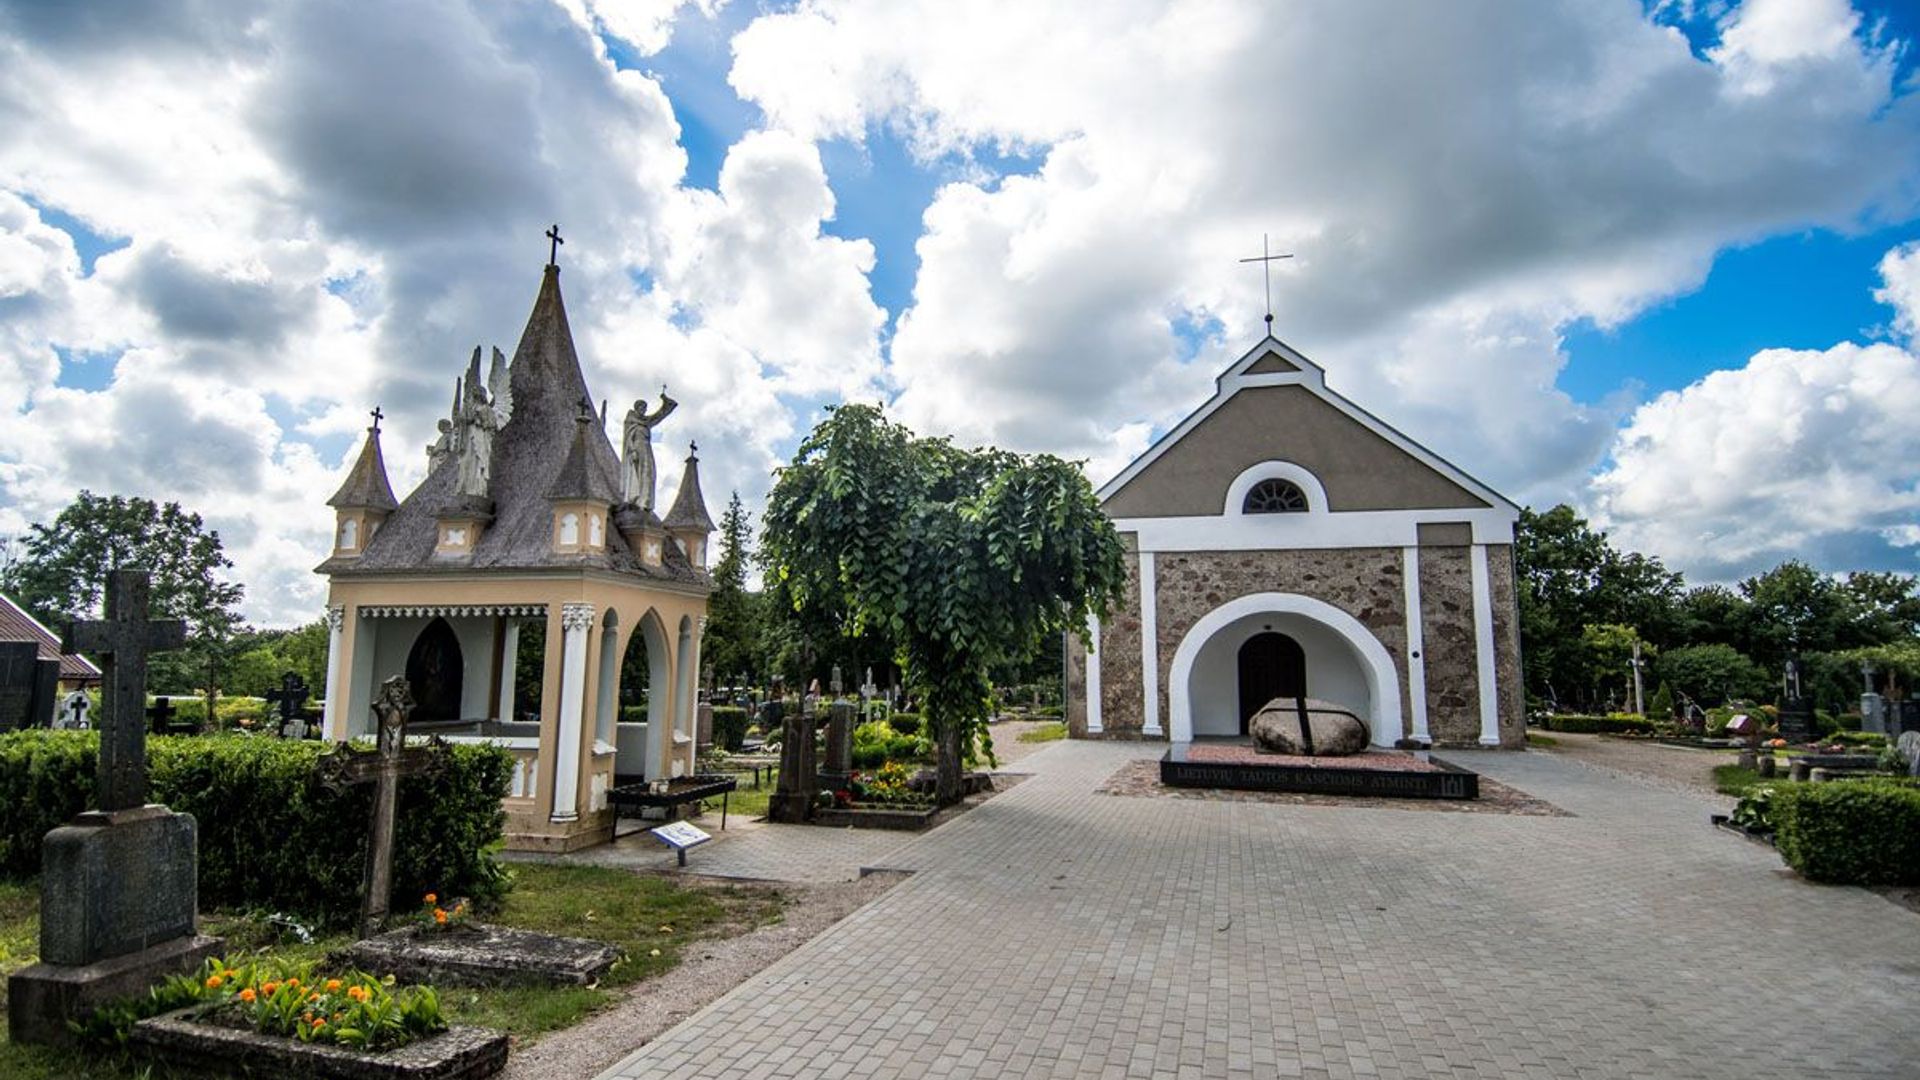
[661,442,714,569]
[546,399,618,555]
[327,409,400,558]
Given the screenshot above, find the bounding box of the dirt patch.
[1094,759,1570,816]
[499,871,906,1080]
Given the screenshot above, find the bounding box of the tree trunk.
[935,720,964,806]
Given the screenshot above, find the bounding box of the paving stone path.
[599,741,1920,1079]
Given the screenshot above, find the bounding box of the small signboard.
[650,821,713,866]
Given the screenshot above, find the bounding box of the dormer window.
[559,512,580,546]
[1243,478,1308,514]
[338,517,359,550]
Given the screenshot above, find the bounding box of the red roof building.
[0,593,101,686]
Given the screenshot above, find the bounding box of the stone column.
[551,603,595,823]
[1139,551,1162,737]
[321,605,346,739]
[496,620,520,724]
[1469,544,1500,747]
[1085,615,1104,735]
[1401,548,1431,744]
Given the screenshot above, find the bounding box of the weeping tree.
[760,405,1127,803]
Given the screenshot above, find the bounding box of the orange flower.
[261,981,280,995]
[424,892,438,905]
[238,988,256,1003]
[224,969,238,980]
[308,990,321,1002]
[312,1017,327,1029]
[324,979,342,992]
[204,975,224,990]
[434,908,448,925]
[286,977,299,988]
[347,985,369,1002]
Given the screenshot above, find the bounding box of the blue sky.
[3,0,1920,623]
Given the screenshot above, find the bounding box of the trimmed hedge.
[1539,714,1656,735]
[711,706,749,751]
[0,730,512,925]
[1772,778,1920,885]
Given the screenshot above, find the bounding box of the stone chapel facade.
[1065,335,1525,750]
[317,257,714,851]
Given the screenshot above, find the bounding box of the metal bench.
[608,773,739,830]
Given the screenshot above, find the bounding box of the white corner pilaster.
[1085,615,1103,735]
[1402,547,1430,743]
[496,620,521,724]
[1139,551,1162,737]
[1469,544,1500,746]
[321,605,345,738]
[552,602,595,822]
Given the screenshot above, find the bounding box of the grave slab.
[343,923,621,988]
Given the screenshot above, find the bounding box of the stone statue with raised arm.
[622,389,678,510]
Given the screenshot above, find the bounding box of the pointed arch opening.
[405,617,465,723]
[616,610,671,783]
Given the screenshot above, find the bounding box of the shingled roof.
[327,422,399,512]
[317,264,703,585]
[0,593,101,683]
[662,446,714,533]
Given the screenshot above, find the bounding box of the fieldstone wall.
[1486,543,1527,745]
[1417,545,1480,746]
[1152,548,1412,740]
[1064,632,1089,736]
[1094,538,1146,736]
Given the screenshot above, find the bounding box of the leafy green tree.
[3,492,245,714]
[761,405,1127,802]
[701,493,762,687]
[1515,505,1682,708]
[1649,680,1674,721]
[1577,623,1652,712]
[1656,643,1769,707]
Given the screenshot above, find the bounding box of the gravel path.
[986,718,1063,766]
[501,871,905,1080]
[1534,730,1735,802]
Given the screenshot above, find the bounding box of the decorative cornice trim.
[360,604,548,619]
[560,602,597,632]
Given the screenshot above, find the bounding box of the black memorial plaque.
[1160,745,1479,800]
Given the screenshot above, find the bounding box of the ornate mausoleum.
[317,254,713,851]
[1065,334,1526,750]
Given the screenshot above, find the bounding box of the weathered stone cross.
[317,675,448,939]
[63,571,187,812]
[146,695,179,735]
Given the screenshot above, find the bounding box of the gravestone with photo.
[8,570,221,1046]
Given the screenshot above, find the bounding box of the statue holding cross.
[317,675,450,939]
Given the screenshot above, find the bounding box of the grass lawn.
[1525,731,1559,748]
[1018,722,1067,744]
[1714,763,1767,797]
[0,863,783,1078]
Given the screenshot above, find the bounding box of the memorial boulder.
[1250,698,1370,756]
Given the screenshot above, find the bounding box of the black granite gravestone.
[1776,697,1816,743]
[0,642,40,731]
[1895,700,1920,738]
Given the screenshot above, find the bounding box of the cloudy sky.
[1,0,1918,626]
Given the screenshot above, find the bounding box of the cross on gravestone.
[265,671,312,739]
[316,676,450,939]
[58,690,91,731]
[62,571,187,812]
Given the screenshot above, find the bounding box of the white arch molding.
[1223,460,1330,517]
[1167,592,1403,747]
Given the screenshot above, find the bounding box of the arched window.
[1242,478,1308,514]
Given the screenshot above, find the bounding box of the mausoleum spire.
[663,442,714,568]
[328,408,399,513]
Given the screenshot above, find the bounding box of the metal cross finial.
[1238,233,1293,335]
[546,224,564,267]
[369,405,384,433]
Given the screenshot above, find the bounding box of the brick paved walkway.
[598,741,1920,1079]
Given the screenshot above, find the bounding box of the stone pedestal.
[768,711,819,824]
[819,701,855,790]
[696,702,714,755]
[8,805,220,1046]
[1862,693,1887,736]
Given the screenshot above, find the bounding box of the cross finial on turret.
[546,224,564,268]
[369,405,384,434]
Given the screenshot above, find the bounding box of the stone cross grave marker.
[265,671,313,739]
[63,571,187,811]
[317,675,449,939]
[145,696,177,735]
[59,690,90,730]
[1899,731,1920,779]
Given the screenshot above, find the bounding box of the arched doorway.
[1237,632,1305,733]
[616,611,671,783]
[406,617,464,722]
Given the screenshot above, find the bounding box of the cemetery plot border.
[1161,744,1481,800]
[131,1010,508,1080]
[1099,760,1567,816]
[343,923,620,989]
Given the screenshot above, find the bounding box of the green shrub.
[0,731,512,925]
[153,696,274,731]
[711,706,749,751]
[850,721,930,769]
[620,705,648,724]
[885,711,923,737]
[1541,714,1655,735]
[1730,785,1777,832]
[1826,730,1887,748]
[1772,778,1920,885]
